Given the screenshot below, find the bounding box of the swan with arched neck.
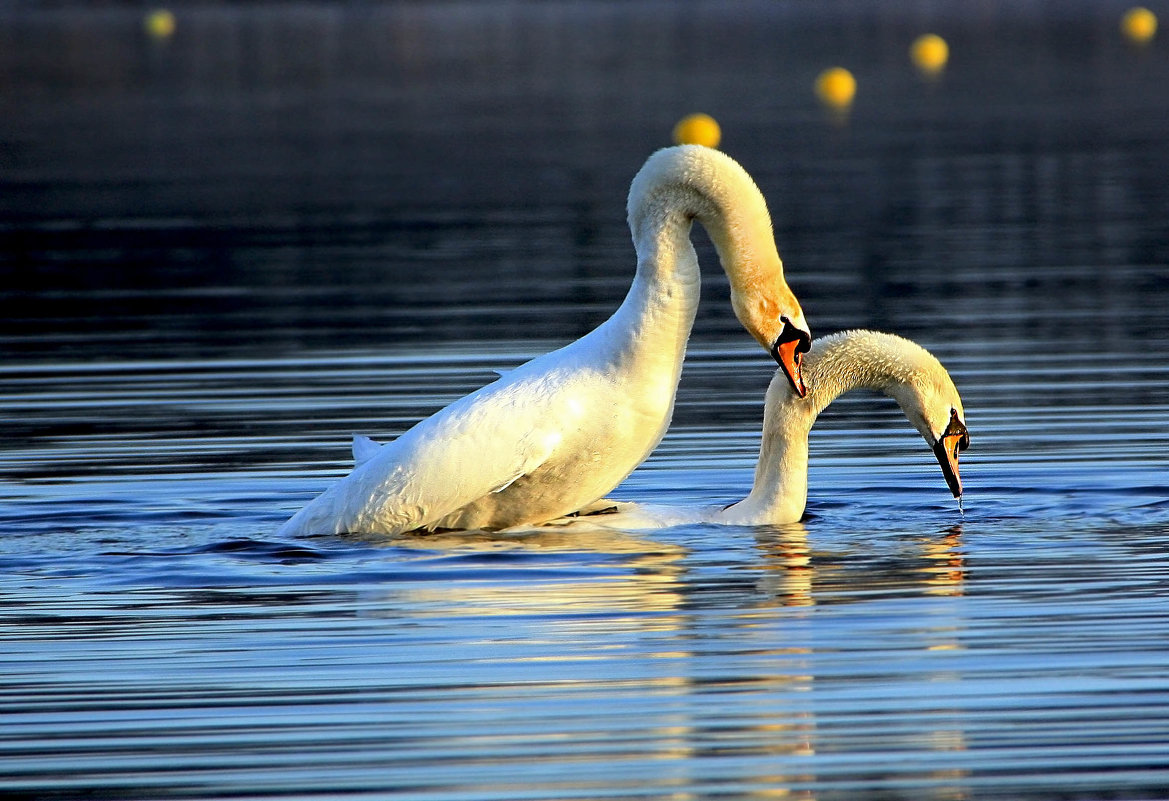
[278,146,810,536]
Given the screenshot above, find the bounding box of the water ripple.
[4,3,1169,798]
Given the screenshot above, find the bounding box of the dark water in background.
[3,2,1169,799]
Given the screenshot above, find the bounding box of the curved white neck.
[595,146,786,373]
[626,146,781,291]
[715,331,934,526]
[713,387,815,526]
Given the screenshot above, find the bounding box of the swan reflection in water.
[338,329,972,800]
[355,521,969,800]
[364,522,967,611]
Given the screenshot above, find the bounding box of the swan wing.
[280,370,575,536]
[348,412,560,533]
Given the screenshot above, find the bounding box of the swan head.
[732,290,810,397]
[769,316,812,398]
[931,408,970,499]
[885,374,969,499]
[881,344,969,499]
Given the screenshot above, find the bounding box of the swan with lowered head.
[278,146,811,537]
[556,330,969,529]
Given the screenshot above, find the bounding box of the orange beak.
[932,410,970,498]
[770,321,810,398]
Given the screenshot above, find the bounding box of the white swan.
[278,145,810,537]
[552,330,969,529]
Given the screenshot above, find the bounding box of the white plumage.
[278,146,809,536]
[549,330,969,530]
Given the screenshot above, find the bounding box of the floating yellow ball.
[815,67,856,111]
[672,113,722,148]
[910,33,950,76]
[144,8,176,40]
[1121,7,1157,44]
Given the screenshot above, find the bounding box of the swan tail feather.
[352,435,383,467]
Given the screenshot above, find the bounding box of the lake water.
[3,2,1169,799]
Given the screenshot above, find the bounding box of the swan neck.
[803,332,922,417]
[719,331,929,526]
[627,147,780,292]
[718,393,813,526]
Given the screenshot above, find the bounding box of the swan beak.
[932,411,970,499]
[771,322,811,398]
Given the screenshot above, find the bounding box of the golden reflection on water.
[382,525,686,556]
[751,523,969,606]
[358,522,977,799]
[922,526,968,597]
[749,523,972,800]
[375,526,689,619]
[753,523,817,608]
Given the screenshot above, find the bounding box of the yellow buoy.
[144,8,176,40]
[672,113,722,148]
[1121,6,1157,44]
[910,33,950,77]
[815,67,856,112]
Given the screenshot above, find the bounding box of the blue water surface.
[3,2,1169,799]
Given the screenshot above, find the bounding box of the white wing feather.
[279,369,570,536]
[351,435,383,467]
